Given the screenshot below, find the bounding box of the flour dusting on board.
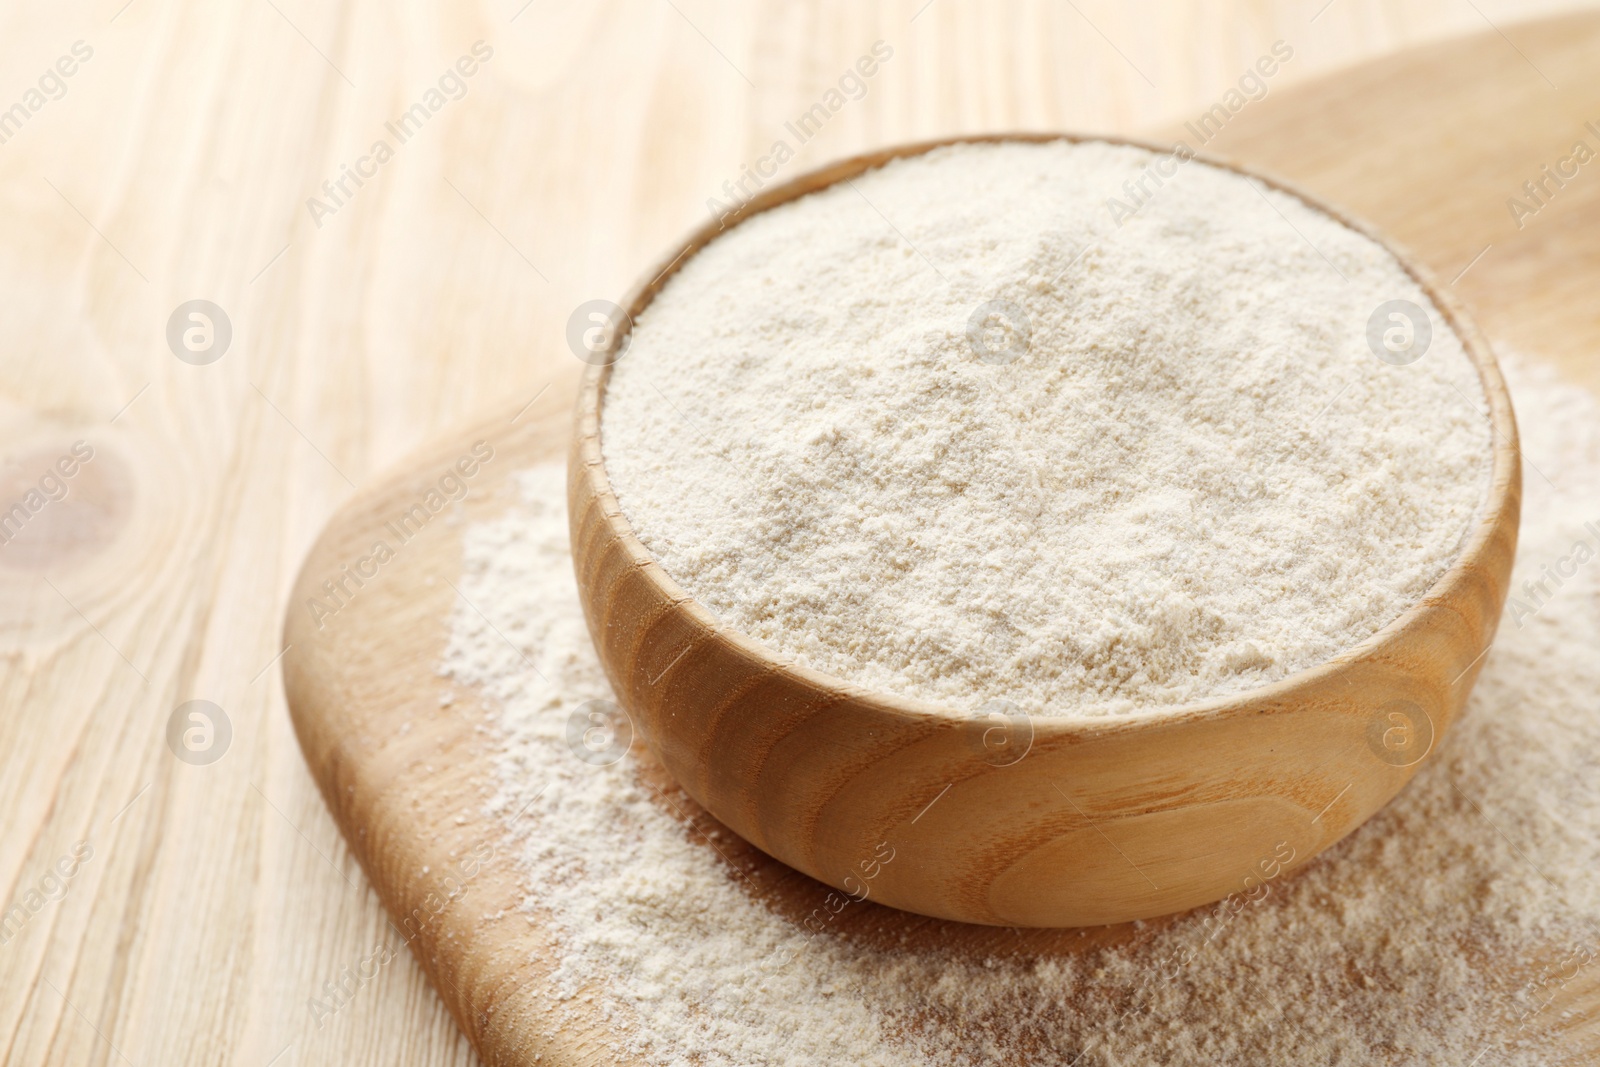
[442,356,1599,1065]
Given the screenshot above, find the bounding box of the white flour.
[600,140,1493,716]
[442,354,1598,1067]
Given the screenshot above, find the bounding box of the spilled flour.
[601,140,1494,717]
[442,354,1598,1066]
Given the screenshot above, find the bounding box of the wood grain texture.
[4,1,1600,1064]
[282,377,583,1067]
[288,17,1600,1067]
[567,133,1522,928]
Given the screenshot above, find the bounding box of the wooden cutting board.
[282,14,1600,1065]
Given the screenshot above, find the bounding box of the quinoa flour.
[599,140,1494,717]
[440,352,1599,1067]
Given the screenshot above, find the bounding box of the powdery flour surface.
[601,140,1493,717]
[442,356,1599,1067]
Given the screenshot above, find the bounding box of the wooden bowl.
[568,134,1521,928]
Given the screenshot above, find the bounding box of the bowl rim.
[571,131,1521,739]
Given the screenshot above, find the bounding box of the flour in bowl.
[600,139,1494,716]
[442,353,1596,1066]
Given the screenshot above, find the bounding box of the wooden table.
[0,2,1593,1064]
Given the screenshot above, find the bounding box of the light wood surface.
[5,2,1600,1064]
[290,16,1600,1065]
[568,133,1522,927]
